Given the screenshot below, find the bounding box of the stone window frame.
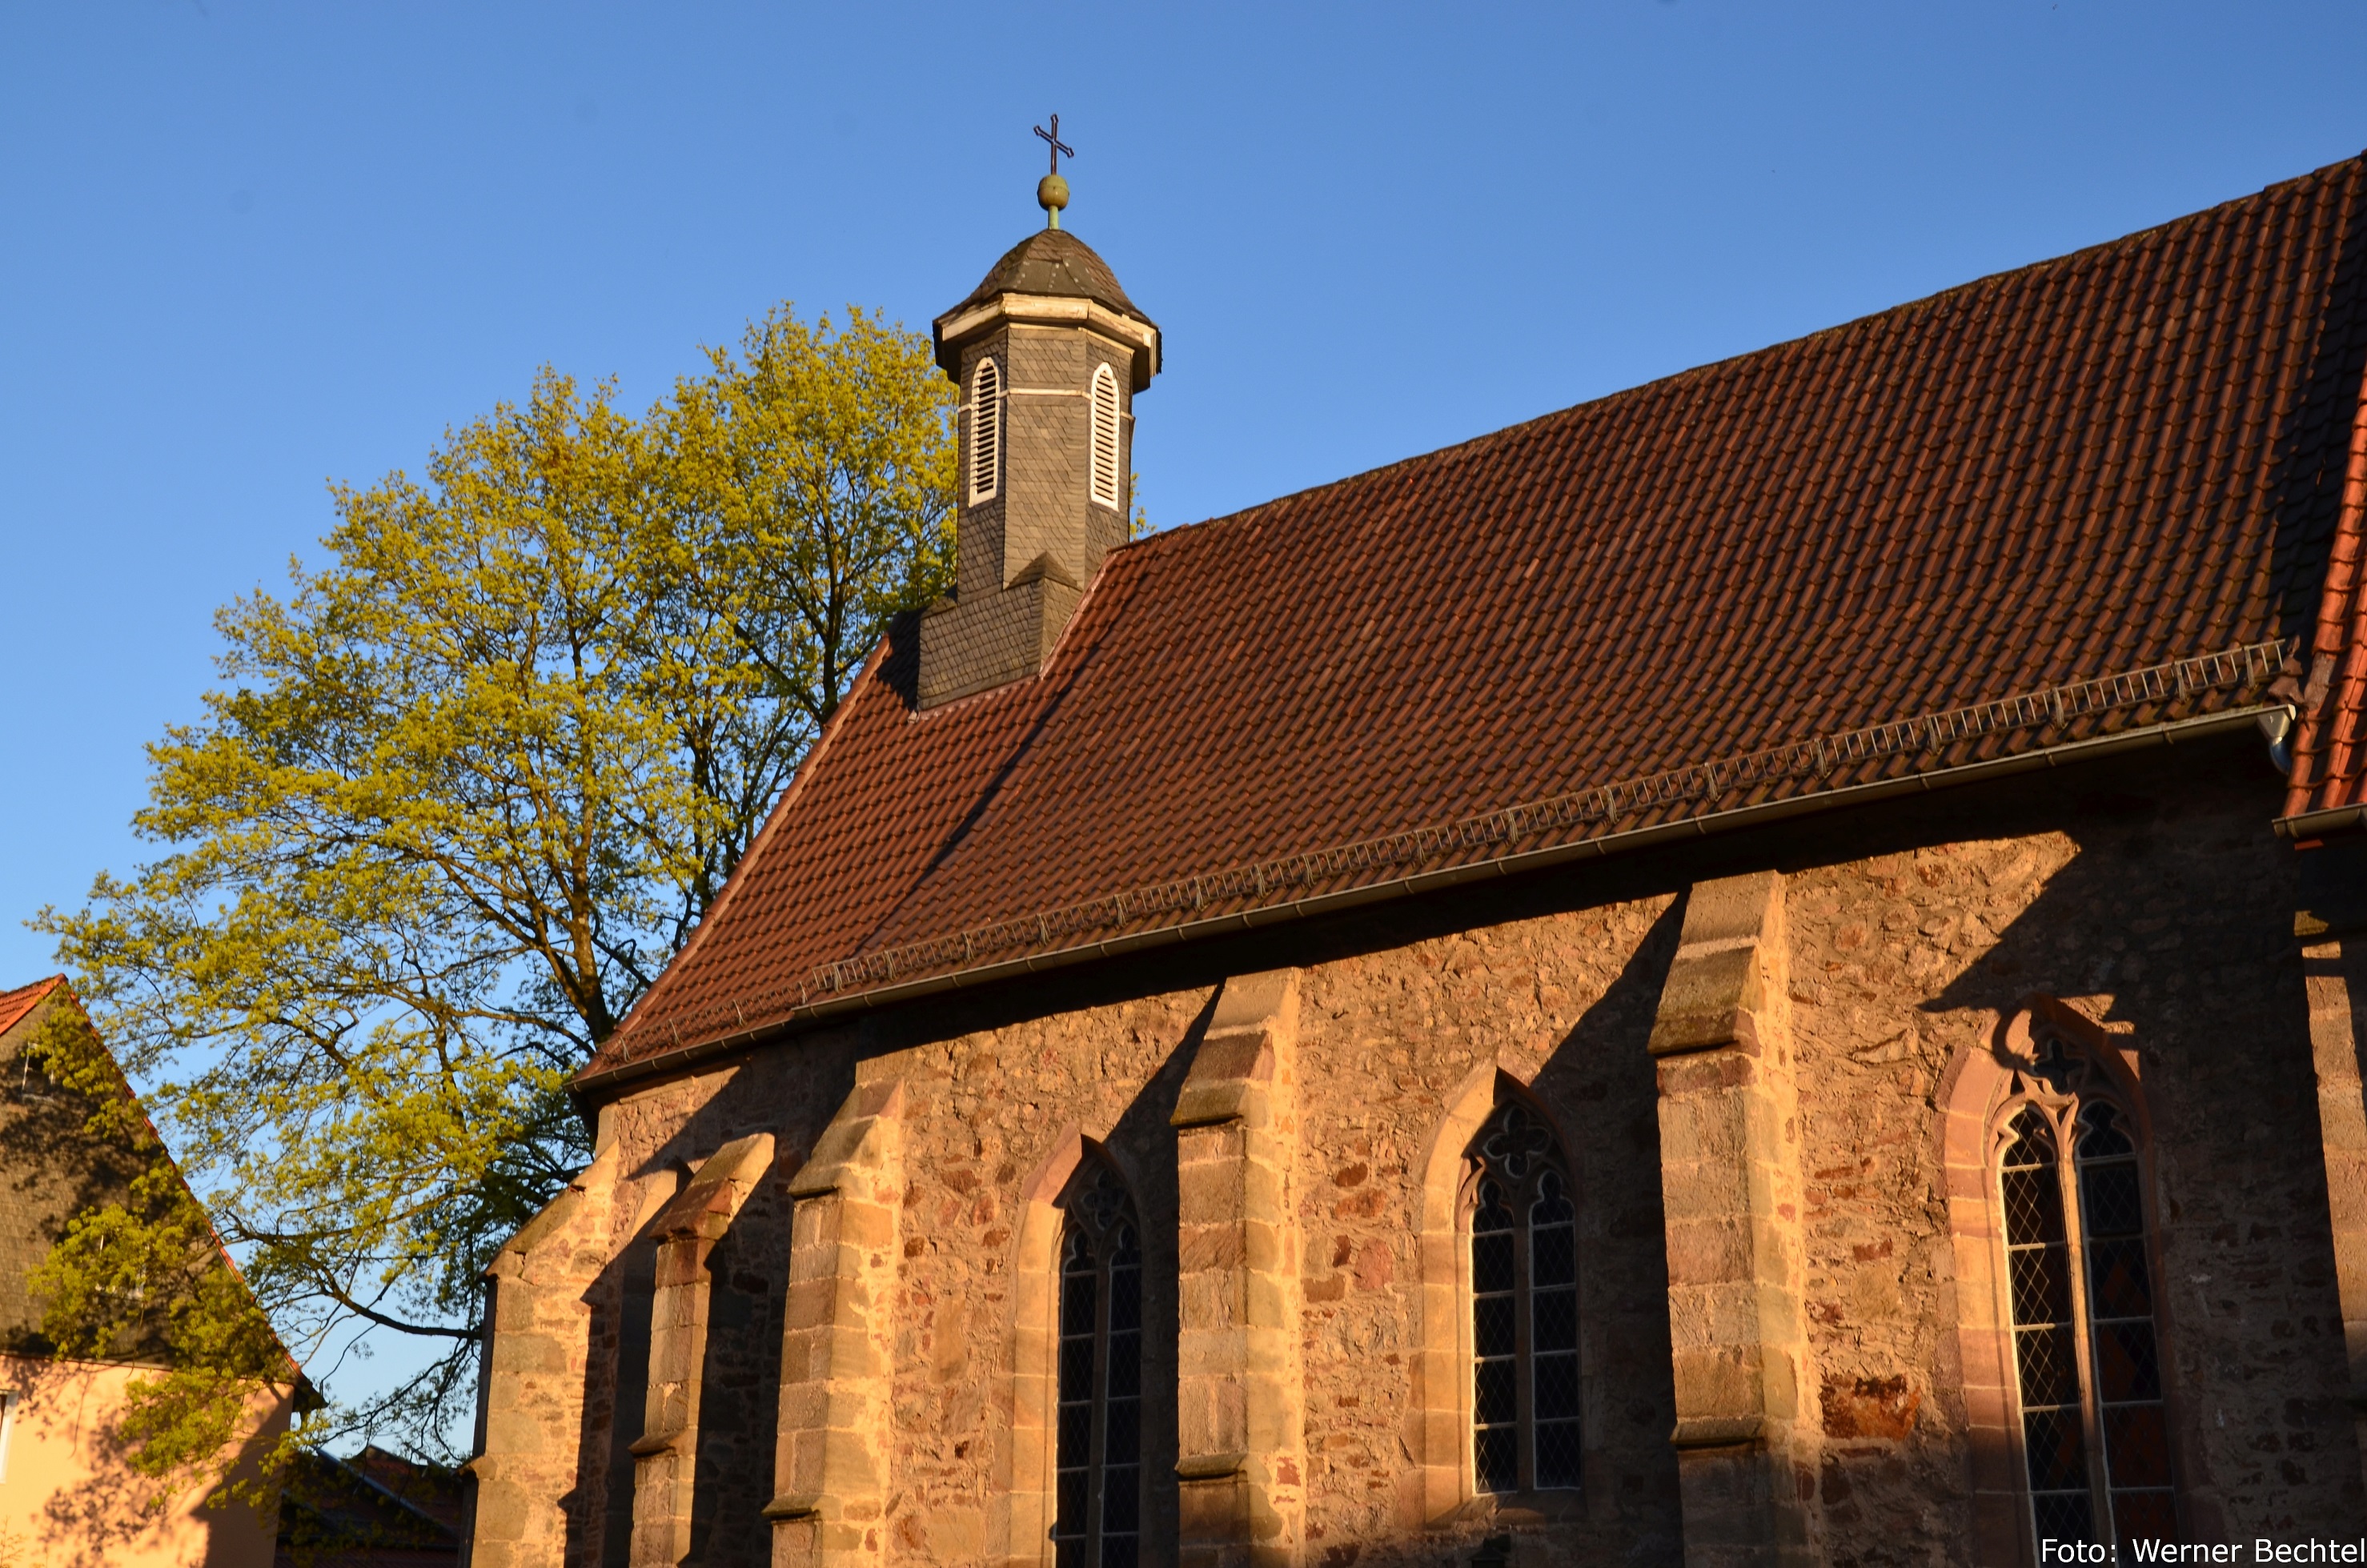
[997,1125,1153,1567]
[969,355,1003,505]
[1463,1097,1583,1497]
[1407,1062,1587,1526]
[1939,997,2196,1566]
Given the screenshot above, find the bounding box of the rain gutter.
[2276,802,2367,841]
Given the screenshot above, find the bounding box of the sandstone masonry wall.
[1780,785,2361,1564]
[499,759,2363,1566]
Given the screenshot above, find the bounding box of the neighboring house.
[0,976,297,1567]
[274,1446,461,1568]
[470,153,2367,1566]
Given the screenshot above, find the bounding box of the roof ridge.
[325,1449,463,1536]
[1129,151,2367,555]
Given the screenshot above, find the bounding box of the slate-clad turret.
[918,186,1160,708]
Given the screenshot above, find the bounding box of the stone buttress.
[630,1134,776,1567]
[1171,969,1308,1568]
[766,1080,908,1568]
[1647,872,1815,1568]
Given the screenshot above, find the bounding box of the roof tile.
[591,154,2367,1081]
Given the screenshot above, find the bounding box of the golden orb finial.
[1037,174,1070,227]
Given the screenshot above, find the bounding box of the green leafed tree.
[33,304,956,1469]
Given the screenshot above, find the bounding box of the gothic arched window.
[1464,1099,1580,1496]
[1089,362,1121,511]
[969,356,1002,504]
[1996,1038,2175,1554]
[1052,1158,1142,1568]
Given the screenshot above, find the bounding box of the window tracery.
[1995,1031,2175,1553]
[1463,1099,1581,1495]
[1052,1158,1142,1568]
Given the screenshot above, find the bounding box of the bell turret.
[917,166,1160,709]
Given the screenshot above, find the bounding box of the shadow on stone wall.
[1093,997,1210,1559]
[1917,776,2365,1540]
[576,1196,661,1568]
[1516,900,1686,1565]
[685,1168,788,1566]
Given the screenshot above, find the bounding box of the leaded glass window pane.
[1465,1099,1582,1496]
[1472,1177,1518,1491]
[2076,1103,2173,1553]
[1997,1063,2179,1559]
[1049,1161,1144,1568]
[2003,1106,2091,1542]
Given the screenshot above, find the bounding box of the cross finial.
[1033,114,1074,230]
[1034,114,1073,174]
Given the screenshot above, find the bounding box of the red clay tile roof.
[584,153,2367,1084]
[2283,349,2367,831]
[0,976,65,1040]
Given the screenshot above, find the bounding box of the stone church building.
[464,154,2367,1567]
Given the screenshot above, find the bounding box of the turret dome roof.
[944,228,1152,327]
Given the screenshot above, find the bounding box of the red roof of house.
[0,976,65,1040]
[584,154,2367,1085]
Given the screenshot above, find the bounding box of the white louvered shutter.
[1090,363,1121,511]
[969,358,1001,503]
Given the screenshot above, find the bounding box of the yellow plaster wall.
[0,1353,290,1568]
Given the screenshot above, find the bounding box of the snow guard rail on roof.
[612,638,2291,1057]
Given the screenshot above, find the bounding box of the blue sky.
[6,2,2365,989]
[4,0,2365,1424]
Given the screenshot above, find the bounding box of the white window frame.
[1089,363,1122,511]
[969,357,1002,505]
[0,1389,18,1484]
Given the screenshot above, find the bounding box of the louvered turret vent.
[969,358,1002,504]
[1090,363,1121,513]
